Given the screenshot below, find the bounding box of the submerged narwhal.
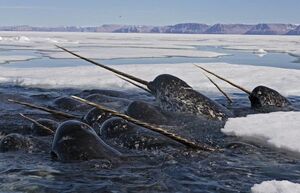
[56,46,233,121]
[195,65,293,111]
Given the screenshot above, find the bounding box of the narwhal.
[195,65,293,111]
[0,114,53,153]
[51,120,122,162]
[56,46,233,121]
[8,98,215,152]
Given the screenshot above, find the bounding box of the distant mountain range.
[1,23,299,35]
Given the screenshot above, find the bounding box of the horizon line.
[0,22,299,28]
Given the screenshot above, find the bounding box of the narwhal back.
[149,74,233,120]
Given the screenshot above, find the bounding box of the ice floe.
[251,180,300,193]
[1,62,299,98]
[222,111,300,153]
[0,61,300,96]
[253,48,267,57]
[1,32,299,60]
[0,35,31,43]
[0,32,229,59]
[45,47,226,59]
[0,55,39,64]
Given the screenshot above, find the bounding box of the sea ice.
[44,46,226,59]
[1,32,299,60]
[1,62,300,98]
[0,55,39,64]
[0,32,230,59]
[0,62,298,96]
[222,111,300,153]
[251,180,300,193]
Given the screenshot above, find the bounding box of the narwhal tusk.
[203,73,233,104]
[55,45,149,86]
[19,113,54,134]
[115,75,152,94]
[71,95,216,152]
[8,99,79,119]
[194,64,252,95]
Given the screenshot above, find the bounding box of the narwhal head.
[249,85,292,109]
[148,74,191,95]
[51,120,121,162]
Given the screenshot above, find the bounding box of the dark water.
[1,45,300,70]
[0,85,300,193]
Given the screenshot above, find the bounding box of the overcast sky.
[0,0,299,26]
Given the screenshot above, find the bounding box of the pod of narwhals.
[0,45,296,163]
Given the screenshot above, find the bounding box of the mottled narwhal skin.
[0,133,31,152]
[148,74,233,121]
[249,86,293,110]
[126,101,169,125]
[31,118,58,136]
[51,120,121,162]
[100,117,183,150]
[0,133,48,153]
[82,107,112,130]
